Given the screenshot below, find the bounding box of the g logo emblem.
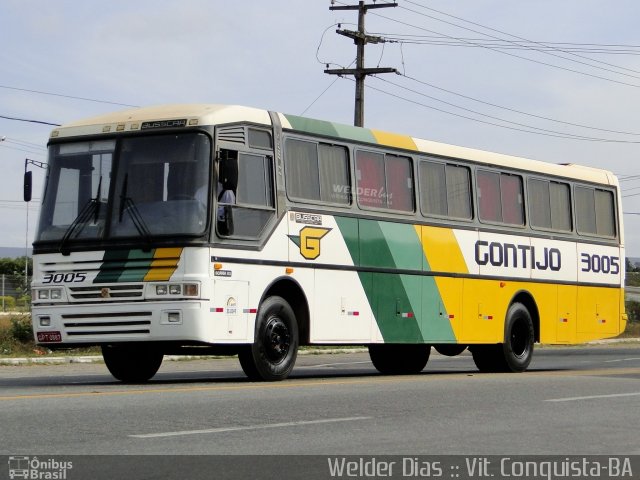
[288,227,331,260]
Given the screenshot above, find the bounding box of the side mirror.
[24,171,32,202]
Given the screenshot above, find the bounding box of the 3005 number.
[580,254,620,275]
[42,272,87,284]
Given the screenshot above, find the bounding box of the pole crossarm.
[336,28,387,45]
[324,67,397,76]
[325,1,398,127]
[330,3,397,12]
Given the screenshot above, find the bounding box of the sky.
[2,1,640,255]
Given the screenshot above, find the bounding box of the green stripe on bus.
[336,217,456,343]
[94,249,155,283]
[284,114,377,144]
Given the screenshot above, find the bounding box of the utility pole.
[325,1,398,127]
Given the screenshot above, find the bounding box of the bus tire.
[502,302,534,372]
[101,344,163,383]
[471,302,534,373]
[238,296,298,381]
[368,344,430,375]
[470,344,503,372]
[434,344,467,357]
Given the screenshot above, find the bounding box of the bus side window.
[217,151,238,236]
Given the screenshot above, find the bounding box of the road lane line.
[603,357,640,363]
[546,392,640,402]
[129,416,371,439]
[298,361,372,368]
[1,366,639,402]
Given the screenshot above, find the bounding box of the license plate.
[37,331,62,343]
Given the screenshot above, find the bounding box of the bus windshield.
[36,132,211,245]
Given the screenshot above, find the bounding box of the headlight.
[151,282,199,298]
[35,288,65,302]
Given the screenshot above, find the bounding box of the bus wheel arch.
[509,290,540,343]
[260,277,310,346]
[471,294,537,373]
[238,277,309,381]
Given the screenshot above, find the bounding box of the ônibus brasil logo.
[8,456,73,479]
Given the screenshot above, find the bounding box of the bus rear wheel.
[239,296,299,381]
[471,302,534,373]
[101,344,164,383]
[368,344,430,375]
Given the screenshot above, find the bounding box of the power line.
[344,76,623,141]
[0,144,46,156]
[371,75,640,143]
[376,34,640,55]
[0,84,138,108]
[3,138,46,150]
[361,6,640,88]
[0,114,60,126]
[402,0,640,79]
[398,73,640,137]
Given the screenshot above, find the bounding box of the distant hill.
[0,247,32,258]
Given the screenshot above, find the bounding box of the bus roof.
[51,103,617,186]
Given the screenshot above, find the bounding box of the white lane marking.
[546,392,640,402]
[298,361,372,368]
[603,357,640,363]
[130,416,371,439]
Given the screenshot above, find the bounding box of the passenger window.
[420,161,471,219]
[284,139,350,205]
[477,170,523,225]
[576,185,615,237]
[356,150,414,212]
[529,179,571,231]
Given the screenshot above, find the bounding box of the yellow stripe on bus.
[415,226,468,274]
[371,130,418,151]
[143,248,182,281]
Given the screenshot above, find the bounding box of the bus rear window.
[575,186,616,237]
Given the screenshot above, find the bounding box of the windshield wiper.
[118,174,153,250]
[59,177,102,256]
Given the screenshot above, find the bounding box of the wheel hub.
[264,316,290,362]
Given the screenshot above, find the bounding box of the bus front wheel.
[239,296,299,381]
[471,302,534,373]
[368,344,430,374]
[101,344,164,383]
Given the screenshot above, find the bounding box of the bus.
[26,103,627,382]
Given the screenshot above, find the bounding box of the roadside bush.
[0,296,16,311]
[16,295,31,310]
[625,301,640,323]
[10,315,33,343]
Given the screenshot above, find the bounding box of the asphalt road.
[1,345,639,456]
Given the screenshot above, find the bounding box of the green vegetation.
[0,314,36,356]
[0,256,32,312]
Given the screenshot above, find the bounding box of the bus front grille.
[62,311,152,336]
[68,284,144,302]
